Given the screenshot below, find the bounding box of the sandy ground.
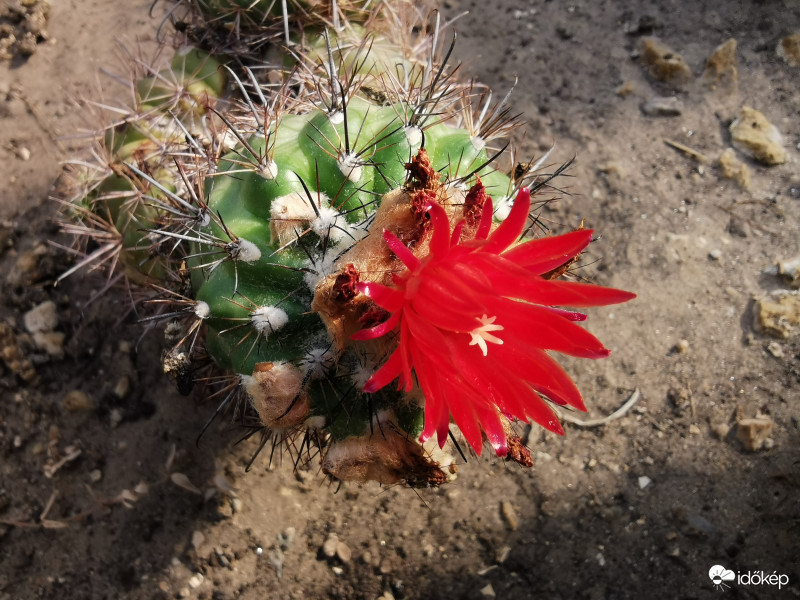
[1,0,799,599]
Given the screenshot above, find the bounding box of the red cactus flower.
[352,188,635,457]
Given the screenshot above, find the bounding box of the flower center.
[468,314,504,357]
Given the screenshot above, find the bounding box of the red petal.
[473,400,508,456]
[475,197,494,240]
[451,220,466,246]
[351,310,401,341]
[426,201,451,259]
[541,306,587,321]
[481,188,530,254]
[415,350,452,448]
[356,281,405,312]
[493,343,586,412]
[363,349,404,394]
[383,229,420,270]
[476,257,636,307]
[501,229,593,274]
[487,299,610,359]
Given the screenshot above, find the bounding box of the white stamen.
[468,314,504,356]
[251,305,289,337]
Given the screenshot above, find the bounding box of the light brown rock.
[753,292,800,338]
[641,38,693,85]
[777,33,800,67]
[703,38,738,89]
[718,148,750,190]
[729,107,786,165]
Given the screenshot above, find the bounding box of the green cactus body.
[186,89,513,449]
[136,47,227,114]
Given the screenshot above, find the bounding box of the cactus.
[60,45,229,282]
[63,6,634,487]
[161,0,386,58]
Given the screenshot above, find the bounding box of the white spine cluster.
[251,305,289,337]
[259,158,279,180]
[493,195,513,221]
[194,301,211,320]
[303,251,337,292]
[311,205,349,243]
[301,347,336,379]
[404,125,423,147]
[236,238,262,263]
[337,152,363,182]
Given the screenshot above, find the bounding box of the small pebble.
[322,533,339,558]
[688,424,701,435]
[113,376,131,399]
[638,476,652,489]
[89,469,102,483]
[674,339,690,353]
[62,390,95,413]
[335,541,352,563]
[596,552,606,567]
[109,408,123,428]
[480,583,496,598]
[187,573,203,589]
[640,96,682,117]
[767,341,784,358]
[709,249,722,260]
[736,416,774,451]
[712,423,731,439]
[33,331,65,357]
[687,514,716,534]
[191,530,205,549]
[16,146,31,161]
[23,300,58,334]
[501,500,519,531]
[331,566,344,576]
